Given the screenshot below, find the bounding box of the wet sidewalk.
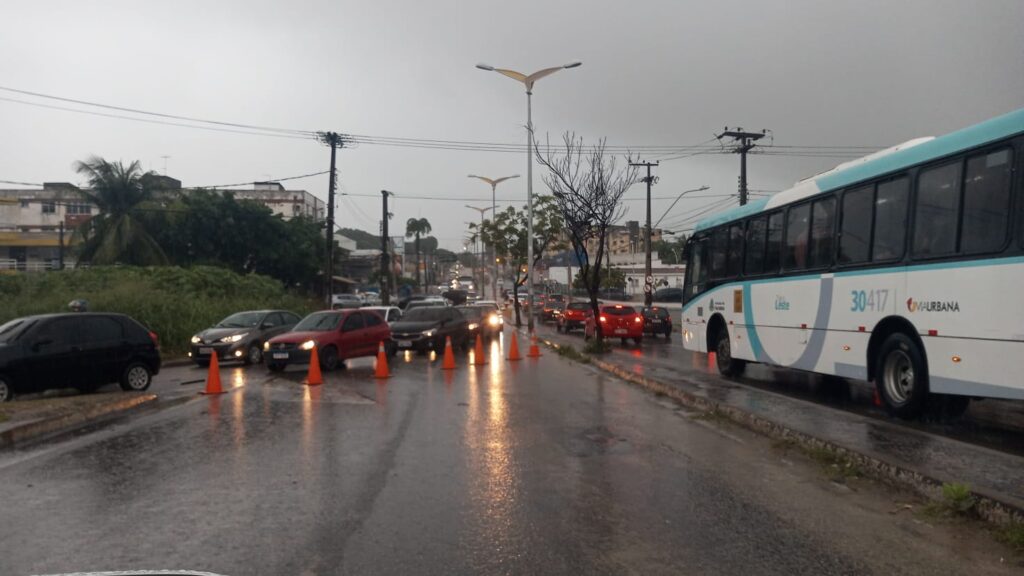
[537,328,1024,520]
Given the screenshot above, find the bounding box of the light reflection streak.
[301,384,320,469]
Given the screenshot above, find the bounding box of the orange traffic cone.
[305,346,323,386]
[473,334,487,366]
[201,352,225,395]
[707,351,717,370]
[527,334,542,358]
[374,341,391,379]
[507,331,523,361]
[442,336,457,370]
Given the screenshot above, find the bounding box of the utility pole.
[717,127,766,206]
[380,190,392,305]
[317,132,345,306]
[630,161,658,307]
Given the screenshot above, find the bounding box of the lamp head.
[563,61,582,69]
[476,63,495,71]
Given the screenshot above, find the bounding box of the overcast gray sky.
[3,0,1022,249]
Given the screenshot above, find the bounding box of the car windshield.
[293,312,342,331]
[0,318,32,344]
[567,303,590,311]
[216,311,264,328]
[403,308,448,322]
[457,307,484,320]
[603,306,637,315]
[644,307,670,318]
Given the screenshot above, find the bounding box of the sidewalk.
[536,328,1024,524]
[0,391,159,449]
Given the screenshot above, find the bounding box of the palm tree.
[73,157,168,265]
[405,217,432,292]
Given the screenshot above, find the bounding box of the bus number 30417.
[850,289,889,313]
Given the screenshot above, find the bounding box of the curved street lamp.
[476,61,581,333]
[468,174,519,299]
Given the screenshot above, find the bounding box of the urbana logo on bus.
[906,298,960,313]
[774,295,790,311]
[708,298,725,312]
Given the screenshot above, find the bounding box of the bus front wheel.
[714,327,746,377]
[876,333,929,419]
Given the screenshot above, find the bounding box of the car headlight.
[468,323,479,331]
[220,332,248,343]
[300,340,316,351]
[422,329,437,337]
[190,335,201,344]
[488,314,501,326]
[263,341,271,351]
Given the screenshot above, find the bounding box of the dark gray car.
[189,310,301,366]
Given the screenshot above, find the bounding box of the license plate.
[650,319,662,324]
[199,347,213,355]
[397,340,412,348]
[272,352,289,360]
[614,329,628,335]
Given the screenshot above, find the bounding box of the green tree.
[405,218,432,292]
[73,157,168,265]
[653,234,688,264]
[475,195,564,326]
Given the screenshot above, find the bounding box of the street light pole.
[476,61,581,334]
[468,174,519,301]
[465,205,493,298]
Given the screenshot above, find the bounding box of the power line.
[0,179,43,187]
[195,170,330,189]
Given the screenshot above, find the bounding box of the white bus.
[681,108,1024,419]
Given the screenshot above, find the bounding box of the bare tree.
[535,133,639,342]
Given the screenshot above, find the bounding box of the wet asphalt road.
[534,318,1024,456]
[0,335,1019,575]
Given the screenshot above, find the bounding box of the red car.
[584,304,644,344]
[556,301,594,333]
[264,309,392,372]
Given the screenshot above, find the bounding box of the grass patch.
[996,522,1024,552]
[0,266,319,356]
[582,338,613,355]
[692,409,732,425]
[772,439,862,481]
[554,344,590,364]
[922,482,978,519]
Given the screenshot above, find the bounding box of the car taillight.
[634,316,642,323]
[148,331,159,347]
[599,315,607,323]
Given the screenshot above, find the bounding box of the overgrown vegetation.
[553,343,590,364]
[0,266,317,356]
[582,338,613,355]
[772,439,863,481]
[996,522,1024,552]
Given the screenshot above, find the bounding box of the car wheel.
[319,346,340,371]
[195,359,210,368]
[633,337,643,345]
[0,375,12,402]
[386,341,398,357]
[244,343,263,365]
[875,333,929,419]
[267,363,285,373]
[714,327,746,377]
[119,362,153,392]
[665,331,671,341]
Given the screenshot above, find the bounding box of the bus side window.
[913,161,961,258]
[783,204,810,270]
[744,216,767,275]
[873,177,909,261]
[726,223,744,277]
[809,197,836,268]
[839,185,873,264]
[961,148,1012,254]
[710,227,728,279]
[764,212,783,273]
[684,236,707,301]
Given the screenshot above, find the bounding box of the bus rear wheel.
[714,327,746,377]
[876,333,929,419]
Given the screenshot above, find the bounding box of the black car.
[652,287,683,303]
[641,306,673,339]
[456,305,500,341]
[189,310,301,366]
[389,306,469,353]
[0,313,161,402]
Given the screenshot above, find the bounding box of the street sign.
[645,275,654,284]
[643,283,653,294]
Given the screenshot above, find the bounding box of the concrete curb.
[0,393,158,450]
[539,336,1024,526]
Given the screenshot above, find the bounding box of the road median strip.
[0,393,159,449]
[536,330,1024,527]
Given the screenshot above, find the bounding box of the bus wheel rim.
[884,350,914,404]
